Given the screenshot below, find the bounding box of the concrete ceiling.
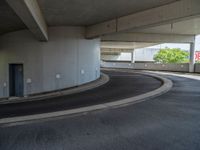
[130,17,200,35]
[0,1,26,35]
[37,0,177,26]
[0,0,177,35]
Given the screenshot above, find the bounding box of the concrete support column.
[131,50,135,63]
[189,42,195,72]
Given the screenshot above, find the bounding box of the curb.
[0,70,173,125]
[147,71,200,80]
[0,73,110,105]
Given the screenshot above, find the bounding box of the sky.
[147,35,200,51]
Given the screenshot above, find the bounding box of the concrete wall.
[101,61,190,72]
[195,64,200,73]
[101,61,133,69]
[0,27,100,98]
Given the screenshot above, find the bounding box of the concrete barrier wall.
[0,27,100,98]
[101,61,189,72]
[195,64,200,73]
[101,61,133,69]
[134,63,189,72]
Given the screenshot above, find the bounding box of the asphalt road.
[0,70,161,118]
[0,71,200,150]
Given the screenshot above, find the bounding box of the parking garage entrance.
[9,64,24,97]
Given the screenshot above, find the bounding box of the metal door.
[9,64,24,97]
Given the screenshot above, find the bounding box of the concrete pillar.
[131,50,135,63]
[189,42,195,72]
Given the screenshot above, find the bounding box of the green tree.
[154,47,189,63]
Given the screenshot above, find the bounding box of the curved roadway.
[0,70,161,118]
[1,70,200,150]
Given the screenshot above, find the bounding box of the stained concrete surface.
[1,71,200,150]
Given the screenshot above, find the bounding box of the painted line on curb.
[0,70,173,125]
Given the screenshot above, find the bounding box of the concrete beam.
[101,41,157,50]
[6,0,48,41]
[101,48,133,53]
[101,33,195,43]
[86,0,200,38]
